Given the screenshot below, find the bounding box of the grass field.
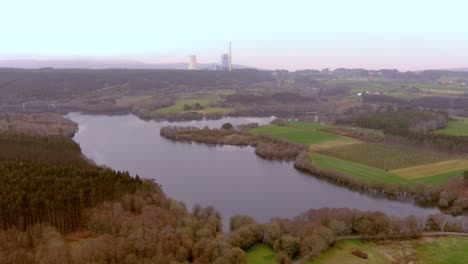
[412,169,467,185]
[416,236,468,263]
[310,153,409,183]
[436,117,468,136]
[392,159,468,179]
[251,122,465,185]
[307,237,468,264]
[246,244,277,264]
[318,142,451,170]
[307,239,389,264]
[311,153,465,185]
[249,122,350,146]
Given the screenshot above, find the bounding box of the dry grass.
[392,159,468,179]
[310,139,361,151]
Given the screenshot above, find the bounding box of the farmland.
[249,122,350,146]
[307,236,468,264]
[318,142,451,170]
[436,117,468,136]
[392,159,468,179]
[310,153,408,183]
[252,122,468,185]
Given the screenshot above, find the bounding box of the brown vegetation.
[160,126,305,161]
[0,113,77,137]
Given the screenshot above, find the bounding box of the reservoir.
[69,113,440,227]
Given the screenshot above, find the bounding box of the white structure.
[229,42,232,71]
[220,54,230,70]
[188,55,197,70]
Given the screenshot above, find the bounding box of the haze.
[1,0,468,70]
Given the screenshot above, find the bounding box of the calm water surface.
[69,113,440,226]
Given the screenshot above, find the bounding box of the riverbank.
[160,123,468,215]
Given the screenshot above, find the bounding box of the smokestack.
[229,42,232,71]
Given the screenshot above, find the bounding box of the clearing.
[436,116,468,136]
[246,243,277,264]
[306,236,468,264]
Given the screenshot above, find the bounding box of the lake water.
[69,113,440,227]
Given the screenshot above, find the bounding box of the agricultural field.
[251,122,467,185]
[417,83,468,93]
[307,236,468,264]
[311,152,466,185]
[249,122,350,146]
[310,153,408,183]
[318,142,451,170]
[436,116,468,136]
[246,244,277,264]
[392,159,468,179]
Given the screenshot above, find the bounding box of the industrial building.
[220,54,230,70]
[188,55,197,70]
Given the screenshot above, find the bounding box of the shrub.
[221,123,234,130]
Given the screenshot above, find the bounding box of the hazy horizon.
[2,0,468,71]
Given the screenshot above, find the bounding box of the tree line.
[355,108,448,133]
[0,161,142,232]
[0,133,87,166]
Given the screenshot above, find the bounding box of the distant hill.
[443,68,468,72]
[0,59,254,70]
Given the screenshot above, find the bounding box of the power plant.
[188,42,233,71]
[188,55,197,70]
[229,41,232,71]
[220,54,230,70]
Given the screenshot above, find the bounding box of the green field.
[413,169,466,185]
[318,142,451,170]
[437,117,468,136]
[251,122,464,185]
[307,237,468,264]
[311,153,409,183]
[249,122,349,146]
[416,236,468,263]
[246,244,277,264]
[307,239,388,264]
[311,153,464,185]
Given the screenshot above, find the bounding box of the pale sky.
[1,0,468,70]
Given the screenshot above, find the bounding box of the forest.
[0,68,274,103]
